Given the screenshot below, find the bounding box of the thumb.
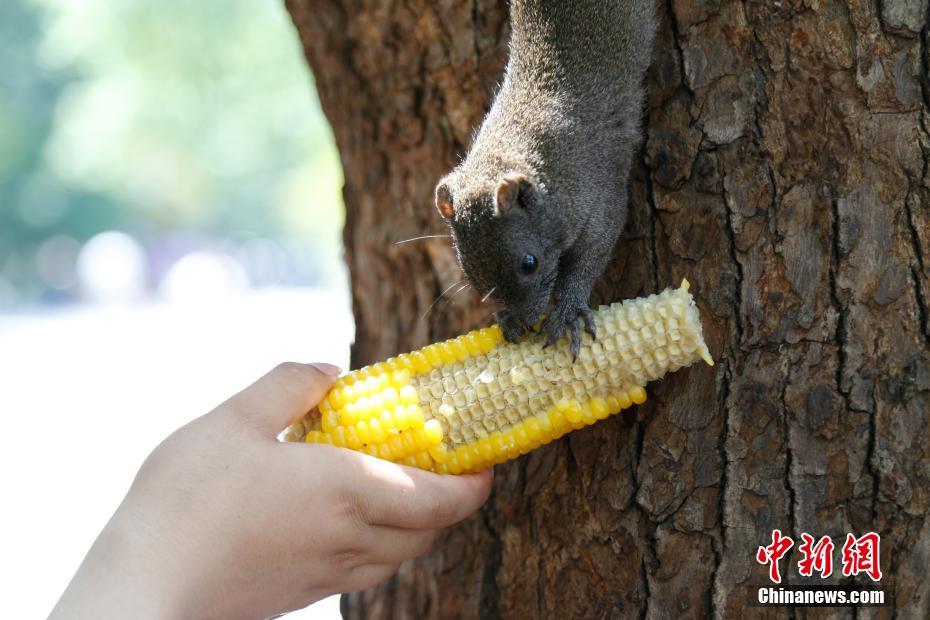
[344,455,494,529]
[222,362,340,434]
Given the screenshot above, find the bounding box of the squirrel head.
[435,172,561,330]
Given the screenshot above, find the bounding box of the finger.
[351,458,493,529]
[343,563,401,594]
[359,525,438,564]
[222,362,340,434]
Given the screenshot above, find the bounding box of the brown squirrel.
[434,0,656,358]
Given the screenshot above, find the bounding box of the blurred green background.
[0,0,344,308]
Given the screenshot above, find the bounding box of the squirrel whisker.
[443,281,472,307]
[481,287,496,303]
[420,279,469,323]
[393,234,452,245]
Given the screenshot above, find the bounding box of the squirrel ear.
[494,173,530,217]
[435,182,454,219]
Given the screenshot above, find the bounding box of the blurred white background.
[1,0,354,616]
[0,285,352,618]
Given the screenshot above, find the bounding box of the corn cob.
[283,280,712,474]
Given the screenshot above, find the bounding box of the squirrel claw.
[540,298,594,361]
[582,308,597,339]
[498,311,527,343]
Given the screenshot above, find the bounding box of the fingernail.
[311,362,341,376]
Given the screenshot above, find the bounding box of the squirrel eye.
[520,254,538,275]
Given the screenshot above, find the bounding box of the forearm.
[50,513,188,620]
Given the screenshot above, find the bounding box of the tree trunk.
[286,0,930,617]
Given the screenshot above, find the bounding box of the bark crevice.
[710,358,734,620]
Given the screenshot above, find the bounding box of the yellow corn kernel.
[547,407,567,432]
[450,338,469,361]
[415,451,433,470]
[536,413,553,438]
[503,429,521,459]
[424,419,443,445]
[512,423,531,451]
[462,333,481,356]
[354,396,370,419]
[616,391,633,410]
[563,400,583,424]
[490,431,506,455]
[397,405,414,430]
[525,418,543,442]
[340,405,357,427]
[447,453,463,475]
[409,351,431,374]
[399,385,419,405]
[475,330,496,352]
[477,437,494,462]
[423,346,443,369]
[391,368,412,387]
[401,431,418,454]
[590,398,610,420]
[376,443,394,461]
[428,443,448,463]
[322,410,339,433]
[606,396,621,414]
[436,342,456,365]
[379,409,396,434]
[388,436,405,459]
[406,404,425,428]
[381,387,400,410]
[285,281,711,473]
[355,419,371,444]
[412,428,431,451]
[345,426,362,450]
[467,443,483,467]
[580,403,597,425]
[396,353,415,372]
[456,446,474,471]
[369,418,387,444]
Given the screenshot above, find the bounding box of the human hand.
[50,362,493,620]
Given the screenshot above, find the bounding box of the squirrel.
[434,0,657,359]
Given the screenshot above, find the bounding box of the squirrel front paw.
[498,310,528,343]
[540,296,597,360]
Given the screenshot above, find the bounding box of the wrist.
[50,510,190,620]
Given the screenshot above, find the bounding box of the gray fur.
[435,0,657,357]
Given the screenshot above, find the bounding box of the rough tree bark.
[286,0,930,617]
